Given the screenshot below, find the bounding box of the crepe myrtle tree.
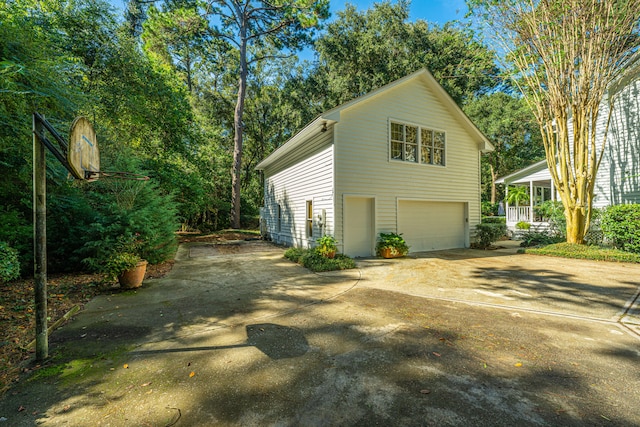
[468,0,640,244]
[206,0,329,229]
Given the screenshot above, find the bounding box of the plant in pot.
[315,235,338,259]
[84,233,148,289]
[376,232,409,258]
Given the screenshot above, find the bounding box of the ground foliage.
[521,243,640,263]
[284,247,356,272]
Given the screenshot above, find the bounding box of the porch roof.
[496,159,552,185]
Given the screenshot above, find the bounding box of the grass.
[284,247,357,272]
[520,242,640,263]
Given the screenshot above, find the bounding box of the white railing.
[506,206,532,224]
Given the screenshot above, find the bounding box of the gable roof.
[256,68,494,170]
[495,159,549,185]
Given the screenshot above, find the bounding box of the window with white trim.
[390,121,445,166]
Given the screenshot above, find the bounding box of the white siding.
[333,76,482,247]
[262,130,334,247]
[594,73,640,208]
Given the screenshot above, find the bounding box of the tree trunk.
[565,206,586,244]
[230,32,248,229]
[490,164,497,205]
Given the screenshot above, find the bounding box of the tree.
[313,1,498,108]
[143,4,211,92]
[464,92,545,203]
[206,0,329,228]
[469,0,640,244]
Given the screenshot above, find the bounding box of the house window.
[391,121,445,166]
[390,122,418,163]
[306,200,313,237]
[277,204,282,232]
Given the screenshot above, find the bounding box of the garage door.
[398,201,466,252]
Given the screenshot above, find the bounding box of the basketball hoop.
[69,117,100,181]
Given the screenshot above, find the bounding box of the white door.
[344,197,374,257]
[398,201,466,252]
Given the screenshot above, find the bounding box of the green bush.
[284,247,305,263]
[519,231,564,247]
[0,242,21,284]
[81,155,179,270]
[534,201,566,238]
[284,247,356,272]
[481,201,499,216]
[474,223,506,249]
[515,221,531,230]
[300,251,356,272]
[601,204,640,253]
[482,216,506,224]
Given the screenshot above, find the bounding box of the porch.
[496,160,558,231]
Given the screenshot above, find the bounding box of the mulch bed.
[0,231,258,395]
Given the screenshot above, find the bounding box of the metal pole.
[33,113,48,361]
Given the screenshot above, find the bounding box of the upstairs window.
[390,121,445,166]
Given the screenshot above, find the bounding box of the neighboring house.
[256,68,494,257]
[496,65,640,230]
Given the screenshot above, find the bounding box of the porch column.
[505,185,509,220]
[529,180,534,222]
[551,180,555,201]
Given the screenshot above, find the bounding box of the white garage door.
[398,201,466,252]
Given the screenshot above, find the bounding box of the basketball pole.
[33,113,48,361]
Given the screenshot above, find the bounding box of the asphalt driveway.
[1,240,639,426]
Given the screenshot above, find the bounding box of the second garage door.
[398,201,466,252]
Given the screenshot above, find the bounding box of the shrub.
[284,247,305,263]
[601,204,640,253]
[482,216,506,224]
[300,251,356,272]
[284,247,356,272]
[0,242,21,284]
[481,201,499,216]
[519,231,564,247]
[81,155,179,269]
[515,221,531,230]
[534,201,566,238]
[376,232,409,257]
[474,223,506,249]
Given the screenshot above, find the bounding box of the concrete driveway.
[1,240,639,426]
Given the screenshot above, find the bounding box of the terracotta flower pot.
[118,260,148,289]
[380,248,403,259]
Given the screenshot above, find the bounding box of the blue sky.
[331,0,469,24]
[108,1,470,25]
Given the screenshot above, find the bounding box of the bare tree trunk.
[490,164,497,205]
[565,207,586,244]
[230,31,248,229]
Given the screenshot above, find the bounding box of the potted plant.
[376,232,409,258]
[315,234,338,259]
[84,233,148,289]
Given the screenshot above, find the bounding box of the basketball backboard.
[68,117,100,181]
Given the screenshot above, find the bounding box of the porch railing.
[506,206,532,224]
